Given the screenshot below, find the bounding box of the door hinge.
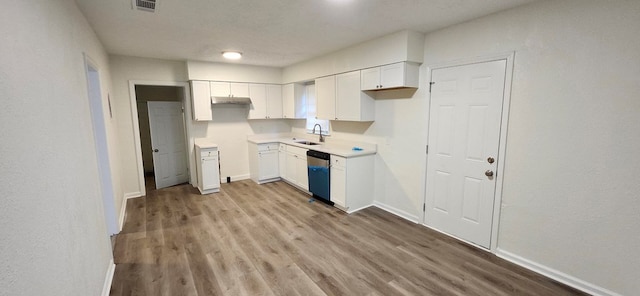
[426,145,429,154]
[423,203,426,212]
[429,81,435,92]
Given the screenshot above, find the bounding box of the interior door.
[148,101,189,189]
[425,60,507,248]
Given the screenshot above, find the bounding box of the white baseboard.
[346,204,373,214]
[372,201,420,223]
[101,259,115,296]
[123,192,142,199]
[496,249,622,296]
[221,174,250,183]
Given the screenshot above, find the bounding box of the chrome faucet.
[312,123,325,142]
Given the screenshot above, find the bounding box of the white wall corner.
[372,201,420,223]
[118,194,129,232]
[101,259,116,296]
[495,249,623,296]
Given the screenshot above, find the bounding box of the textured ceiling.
[75,0,537,67]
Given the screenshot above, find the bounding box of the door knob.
[153,149,159,152]
[487,157,495,164]
[485,170,494,177]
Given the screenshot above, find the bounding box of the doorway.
[424,56,513,250]
[135,85,189,190]
[84,55,118,236]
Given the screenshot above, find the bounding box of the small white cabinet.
[315,75,336,120]
[360,62,419,91]
[195,144,220,194]
[248,84,283,119]
[282,83,306,119]
[248,142,280,184]
[336,70,375,121]
[330,154,374,213]
[210,81,250,98]
[191,80,212,121]
[282,144,309,191]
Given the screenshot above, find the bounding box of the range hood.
[211,96,252,105]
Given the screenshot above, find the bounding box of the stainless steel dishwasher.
[306,150,333,205]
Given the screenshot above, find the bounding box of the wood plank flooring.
[110,180,585,296]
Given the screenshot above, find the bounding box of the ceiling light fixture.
[222,51,242,60]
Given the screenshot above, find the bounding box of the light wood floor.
[110,180,585,296]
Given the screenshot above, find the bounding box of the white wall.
[291,0,640,294]
[421,1,639,295]
[283,30,424,83]
[0,0,114,295]
[109,55,188,200]
[187,61,282,83]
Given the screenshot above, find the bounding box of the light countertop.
[194,138,218,149]
[247,136,376,158]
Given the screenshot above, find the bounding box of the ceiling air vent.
[133,0,156,12]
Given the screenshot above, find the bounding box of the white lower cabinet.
[195,145,220,194]
[282,144,309,191]
[278,144,287,180]
[249,142,280,184]
[330,154,374,213]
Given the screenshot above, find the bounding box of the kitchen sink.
[295,140,320,146]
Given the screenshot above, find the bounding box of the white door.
[425,60,507,248]
[148,101,189,189]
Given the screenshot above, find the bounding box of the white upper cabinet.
[249,84,283,119]
[282,83,306,119]
[266,84,283,119]
[248,84,267,119]
[190,80,212,121]
[210,81,250,97]
[360,62,420,91]
[336,70,374,121]
[315,75,336,120]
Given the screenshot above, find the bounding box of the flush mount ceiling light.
[222,51,242,60]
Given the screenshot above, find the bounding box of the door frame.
[422,52,515,252]
[83,53,118,236]
[128,80,195,196]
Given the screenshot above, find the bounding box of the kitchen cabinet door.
[315,75,336,120]
[229,82,249,97]
[258,150,279,180]
[278,144,287,180]
[248,84,267,119]
[336,70,374,121]
[379,62,405,89]
[210,81,231,97]
[330,159,346,207]
[266,84,283,118]
[296,155,309,190]
[285,151,297,184]
[191,81,212,121]
[282,83,306,119]
[210,81,249,97]
[360,67,381,91]
[360,62,419,91]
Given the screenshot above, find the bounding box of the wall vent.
[133,0,156,12]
